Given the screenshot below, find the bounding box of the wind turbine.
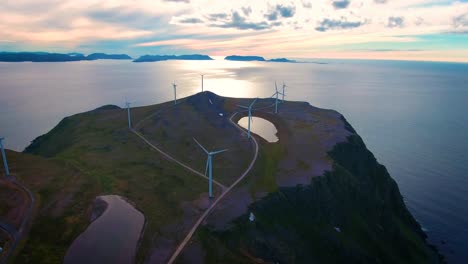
[200,74,204,92]
[238,98,258,139]
[193,138,228,198]
[0,137,10,177]
[172,81,177,105]
[281,81,286,103]
[125,99,132,129]
[271,81,284,114]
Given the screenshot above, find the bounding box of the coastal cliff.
[3,92,439,263]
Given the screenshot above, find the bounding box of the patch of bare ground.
[270,101,351,186]
[146,191,220,264]
[201,99,350,231]
[136,94,253,187]
[176,240,205,264]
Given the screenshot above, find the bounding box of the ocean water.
[0,59,467,263]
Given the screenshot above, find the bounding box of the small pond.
[64,195,144,264]
[238,117,279,143]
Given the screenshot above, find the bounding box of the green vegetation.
[15,102,218,263]
[194,135,439,264]
[136,96,253,186]
[248,143,284,196]
[4,92,438,264]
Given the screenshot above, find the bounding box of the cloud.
[208,13,228,20]
[387,16,405,28]
[163,0,190,3]
[212,11,271,30]
[264,4,296,21]
[332,0,351,9]
[86,9,163,28]
[179,17,203,24]
[265,10,279,21]
[453,13,468,28]
[315,18,364,32]
[276,4,296,18]
[302,1,312,8]
[241,6,252,16]
[360,49,424,52]
[1,0,468,62]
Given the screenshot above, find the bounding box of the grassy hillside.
[187,134,440,263]
[5,92,439,263]
[20,101,223,263]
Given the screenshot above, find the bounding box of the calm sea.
[0,59,467,263]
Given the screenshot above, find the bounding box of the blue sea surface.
[0,59,467,263]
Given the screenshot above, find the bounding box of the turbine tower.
[238,98,258,139]
[0,137,10,177]
[125,100,132,129]
[282,81,286,103]
[193,138,228,198]
[271,81,284,114]
[172,81,177,105]
[201,74,204,92]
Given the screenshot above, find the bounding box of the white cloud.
[0,0,467,60]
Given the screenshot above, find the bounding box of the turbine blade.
[249,97,258,108]
[275,81,278,92]
[238,104,249,109]
[211,149,228,155]
[193,138,209,154]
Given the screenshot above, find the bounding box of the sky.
[0,0,467,62]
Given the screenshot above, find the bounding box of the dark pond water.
[64,195,144,264]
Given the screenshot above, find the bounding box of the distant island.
[224,55,266,61]
[0,52,132,62]
[86,53,132,60]
[133,54,213,62]
[225,55,296,63]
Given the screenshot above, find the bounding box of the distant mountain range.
[0,52,299,63]
[0,52,132,62]
[224,55,296,63]
[133,54,213,62]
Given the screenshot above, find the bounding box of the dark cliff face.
[198,134,440,264]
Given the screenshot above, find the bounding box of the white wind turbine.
[281,81,286,103]
[172,81,177,105]
[193,138,228,198]
[125,99,132,129]
[271,81,285,114]
[200,74,204,92]
[238,98,258,139]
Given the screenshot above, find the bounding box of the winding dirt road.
[132,103,259,264]
[0,179,34,264]
[165,112,258,264]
